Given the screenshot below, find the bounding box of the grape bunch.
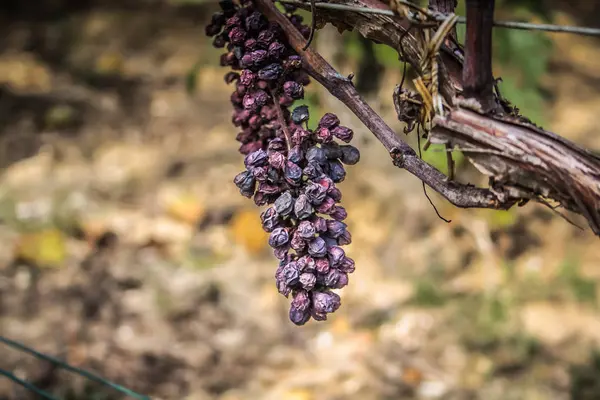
[206,0,360,325]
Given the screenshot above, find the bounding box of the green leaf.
[185,61,202,95]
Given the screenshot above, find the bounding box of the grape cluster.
[206,0,360,325]
[205,0,310,155]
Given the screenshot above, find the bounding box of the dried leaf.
[15,229,67,268]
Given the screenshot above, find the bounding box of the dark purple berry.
[224,72,240,84]
[283,81,304,100]
[340,145,360,165]
[288,146,303,164]
[291,105,310,125]
[316,196,336,214]
[269,227,289,248]
[225,15,242,30]
[248,114,262,130]
[244,38,258,51]
[330,206,348,221]
[268,41,286,60]
[213,34,227,48]
[258,182,281,195]
[313,217,327,233]
[228,27,247,45]
[244,149,268,169]
[257,29,275,47]
[284,161,303,185]
[338,230,352,245]
[299,272,317,290]
[326,220,347,238]
[292,127,310,145]
[328,246,345,267]
[250,49,268,66]
[243,93,259,111]
[316,127,332,143]
[279,95,294,107]
[294,194,314,220]
[308,237,327,257]
[258,63,283,81]
[274,246,289,260]
[329,187,342,202]
[205,24,221,37]
[315,257,330,274]
[245,11,265,31]
[303,162,324,180]
[282,261,301,286]
[251,166,267,181]
[260,207,280,232]
[328,160,346,183]
[297,220,316,239]
[290,232,306,251]
[240,69,256,86]
[254,90,269,106]
[332,126,354,143]
[236,83,248,96]
[268,151,286,170]
[240,53,253,68]
[318,113,340,129]
[219,0,235,12]
[298,256,316,273]
[339,257,355,273]
[284,55,302,70]
[261,106,278,121]
[239,141,262,155]
[289,292,311,325]
[211,12,226,27]
[274,191,294,216]
[306,146,327,166]
[233,170,256,198]
[325,269,348,289]
[267,138,286,153]
[312,290,341,314]
[305,182,327,205]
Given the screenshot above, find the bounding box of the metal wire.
[0,368,60,400]
[278,0,600,37]
[0,335,150,400]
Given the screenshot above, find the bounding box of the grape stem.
[270,88,293,152]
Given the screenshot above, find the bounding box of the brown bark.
[463,0,497,111]
[428,0,457,13]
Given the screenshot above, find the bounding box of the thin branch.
[255,0,516,210]
[278,0,600,37]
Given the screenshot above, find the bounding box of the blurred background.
[1,0,600,399]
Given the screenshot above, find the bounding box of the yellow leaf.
[487,209,518,228]
[229,209,268,255]
[282,389,313,400]
[165,194,206,225]
[16,229,67,268]
[330,316,351,335]
[95,51,124,74]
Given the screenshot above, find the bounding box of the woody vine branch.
[256,0,600,235]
